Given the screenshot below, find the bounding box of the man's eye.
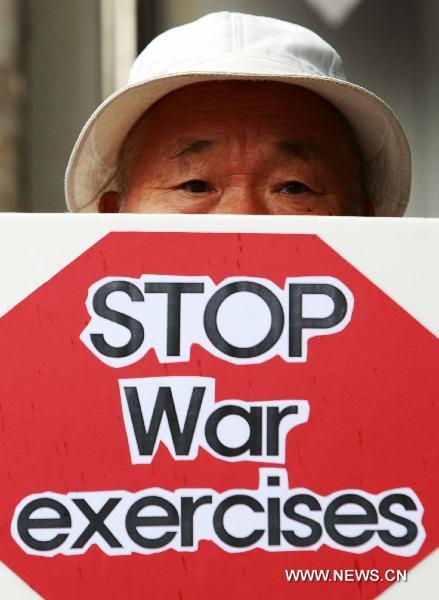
[281,181,311,195]
[180,180,212,193]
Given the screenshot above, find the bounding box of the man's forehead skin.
[123,81,355,169]
[276,141,322,162]
[162,137,327,186]
[130,81,350,141]
[170,139,321,162]
[114,80,367,216]
[169,139,216,159]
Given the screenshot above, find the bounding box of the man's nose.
[211,186,266,214]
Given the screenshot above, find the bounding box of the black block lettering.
[289,283,347,357]
[204,282,284,358]
[144,282,204,356]
[125,385,205,456]
[180,495,213,547]
[266,405,298,455]
[325,494,377,547]
[214,495,264,548]
[90,281,144,358]
[205,405,262,457]
[268,497,281,546]
[283,494,322,547]
[17,498,71,552]
[126,496,179,549]
[378,494,418,547]
[71,498,122,549]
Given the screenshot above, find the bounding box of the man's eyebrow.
[169,139,216,159]
[276,140,321,160]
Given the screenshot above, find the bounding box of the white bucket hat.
[65,11,411,215]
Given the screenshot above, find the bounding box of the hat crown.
[129,11,345,83]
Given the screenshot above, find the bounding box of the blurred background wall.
[1,0,438,215]
[0,0,21,211]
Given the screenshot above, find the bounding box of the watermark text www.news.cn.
[284,569,407,583]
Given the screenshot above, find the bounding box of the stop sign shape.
[0,231,438,599]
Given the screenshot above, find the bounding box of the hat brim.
[65,68,410,216]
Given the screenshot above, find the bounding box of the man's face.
[105,81,369,215]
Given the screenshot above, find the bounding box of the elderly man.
[65,12,410,217]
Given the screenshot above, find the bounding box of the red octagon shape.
[0,232,438,599]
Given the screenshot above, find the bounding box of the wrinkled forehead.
[121,80,356,158]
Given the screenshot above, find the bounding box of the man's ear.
[98,191,122,213]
